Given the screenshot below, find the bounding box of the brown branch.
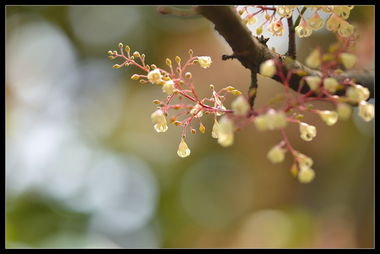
[194,6,374,103]
[157,6,200,18]
[286,17,296,59]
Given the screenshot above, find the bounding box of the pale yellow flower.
[260,59,276,77]
[318,110,338,126]
[295,18,312,38]
[323,77,339,93]
[336,102,352,120]
[177,138,191,158]
[307,12,324,31]
[339,53,356,69]
[267,19,284,36]
[147,69,162,85]
[267,146,286,163]
[358,101,374,122]
[162,80,175,95]
[198,56,212,69]
[151,109,168,132]
[305,76,321,91]
[299,122,317,141]
[306,48,321,69]
[298,167,315,183]
[216,116,234,147]
[346,85,370,103]
[326,14,341,32]
[231,96,250,116]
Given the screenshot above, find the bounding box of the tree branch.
[286,17,296,60]
[157,6,200,18]
[194,6,374,104]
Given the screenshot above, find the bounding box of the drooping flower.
[198,56,212,69]
[339,53,356,69]
[215,116,234,147]
[297,152,314,170]
[254,109,288,131]
[307,12,324,31]
[231,96,250,116]
[337,20,354,37]
[306,48,321,68]
[318,110,338,126]
[267,19,284,36]
[267,145,286,163]
[147,68,163,85]
[323,77,339,94]
[260,59,276,77]
[295,18,312,38]
[358,101,375,122]
[336,102,352,120]
[346,85,370,103]
[298,167,316,183]
[265,109,288,130]
[299,122,317,141]
[151,109,168,132]
[276,5,296,18]
[211,119,220,138]
[326,14,341,32]
[305,76,321,91]
[177,138,191,158]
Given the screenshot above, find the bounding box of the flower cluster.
[108,39,373,184]
[108,43,244,160]
[236,5,355,39]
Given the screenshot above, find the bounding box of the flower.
[260,59,276,77]
[346,85,370,103]
[326,14,341,32]
[333,6,353,19]
[298,167,315,183]
[323,77,339,93]
[297,152,313,170]
[231,96,250,116]
[190,103,203,118]
[211,119,220,138]
[318,110,338,126]
[358,101,375,122]
[295,18,312,38]
[267,19,284,36]
[254,109,288,131]
[338,20,354,37]
[162,80,175,95]
[198,56,212,69]
[306,48,321,68]
[305,76,321,91]
[299,122,317,141]
[151,109,168,132]
[265,109,288,130]
[336,102,352,120]
[147,69,163,85]
[307,12,324,31]
[276,5,296,18]
[215,116,234,147]
[244,15,256,25]
[267,146,286,163]
[339,53,356,69]
[177,138,191,158]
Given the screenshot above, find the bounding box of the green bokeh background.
[5,5,374,248]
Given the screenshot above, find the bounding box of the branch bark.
[194,6,374,103]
